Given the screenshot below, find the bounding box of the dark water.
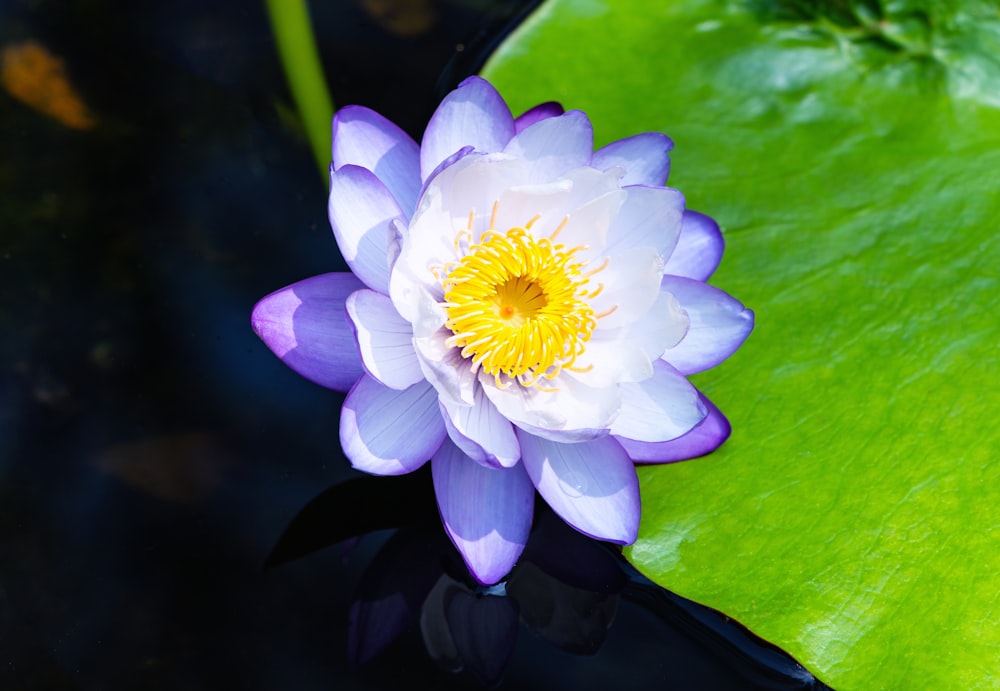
[0,1,830,688]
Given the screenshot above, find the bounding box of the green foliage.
[483,0,1000,687]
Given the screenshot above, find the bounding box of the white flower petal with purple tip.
[328,165,404,294]
[610,360,707,442]
[517,432,640,544]
[420,76,515,180]
[340,376,446,475]
[252,76,753,585]
[332,106,421,216]
[592,132,674,186]
[432,439,534,585]
[346,288,423,390]
[660,275,755,376]
[440,387,521,469]
[616,394,731,464]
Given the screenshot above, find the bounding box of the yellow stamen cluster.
[442,221,603,388]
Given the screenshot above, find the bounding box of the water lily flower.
[252,76,753,585]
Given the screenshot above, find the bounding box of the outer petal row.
[592,132,673,187]
[663,210,725,281]
[332,105,421,217]
[420,76,516,181]
[328,165,403,294]
[340,375,446,475]
[518,432,640,545]
[432,439,534,585]
[251,273,365,392]
[616,393,731,463]
[661,276,755,376]
[513,101,564,133]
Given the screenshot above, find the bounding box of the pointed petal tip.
[432,442,533,585]
[251,274,367,391]
[616,393,732,464]
[518,432,640,546]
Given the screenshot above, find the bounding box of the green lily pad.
[483,0,1000,688]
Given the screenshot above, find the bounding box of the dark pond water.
[1,0,831,688]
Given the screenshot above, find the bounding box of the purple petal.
[663,210,725,281]
[340,375,445,475]
[603,184,685,258]
[420,76,515,180]
[517,431,640,545]
[616,393,731,463]
[503,110,594,182]
[331,105,421,217]
[514,101,564,133]
[251,273,365,392]
[432,440,534,585]
[345,288,422,390]
[609,359,707,442]
[660,275,754,375]
[592,132,673,186]
[328,165,403,294]
[439,389,521,469]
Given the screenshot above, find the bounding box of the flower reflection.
[347,505,627,686]
[268,473,828,689]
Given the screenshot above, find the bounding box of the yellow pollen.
[442,224,601,386]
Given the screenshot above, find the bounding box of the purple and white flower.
[252,77,753,585]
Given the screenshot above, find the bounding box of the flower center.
[442,224,602,387]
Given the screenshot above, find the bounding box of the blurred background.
[0,1,826,688]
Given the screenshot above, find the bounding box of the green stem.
[265,0,335,181]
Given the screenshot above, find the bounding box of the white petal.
[393,155,530,311]
[440,389,521,469]
[567,335,654,389]
[329,165,402,294]
[340,376,446,475]
[482,372,621,443]
[569,290,689,388]
[331,106,421,216]
[660,276,754,375]
[587,246,664,330]
[609,360,706,442]
[543,188,624,263]
[345,289,422,390]
[517,431,640,544]
[603,185,684,258]
[502,111,593,182]
[492,166,623,245]
[413,328,477,407]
